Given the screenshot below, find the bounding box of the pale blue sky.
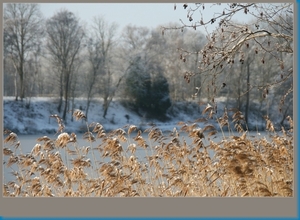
[39,3,252,34]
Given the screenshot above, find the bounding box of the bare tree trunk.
[102,69,111,118]
[85,71,96,119]
[71,92,75,122]
[245,61,250,124]
[86,97,91,119]
[103,97,108,119]
[102,69,126,118]
[57,71,63,113]
[237,65,242,110]
[19,67,24,101]
[63,69,70,121]
[86,90,92,119]
[14,71,18,101]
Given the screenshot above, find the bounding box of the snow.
[2,96,285,135]
[2,96,201,135]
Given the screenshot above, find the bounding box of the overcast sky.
[39,3,252,34]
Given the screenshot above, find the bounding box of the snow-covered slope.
[3,97,149,135]
[3,96,278,135]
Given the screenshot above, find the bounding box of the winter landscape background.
[3,3,293,137]
[3,96,290,136]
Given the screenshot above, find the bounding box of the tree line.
[3,3,293,126]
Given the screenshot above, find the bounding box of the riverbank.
[3,96,287,135]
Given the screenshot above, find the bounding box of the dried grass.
[3,109,293,197]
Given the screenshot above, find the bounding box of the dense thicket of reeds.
[3,109,293,197]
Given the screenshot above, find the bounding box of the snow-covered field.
[3,96,269,135]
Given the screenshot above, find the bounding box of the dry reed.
[3,109,293,197]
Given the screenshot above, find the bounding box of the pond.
[3,130,270,183]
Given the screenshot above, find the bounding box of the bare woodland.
[3,3,293,127]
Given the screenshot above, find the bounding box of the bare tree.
[45,9,85,121]
[83,37,101,119]
[88,16,119,119]
[147,25,205,102]
[163,3,293,107]
[4,3,44,101]
[23,45,42,107]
